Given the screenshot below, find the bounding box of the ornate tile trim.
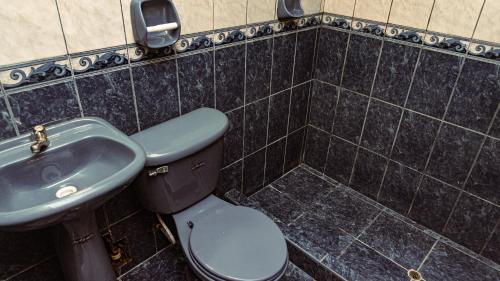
[468,41,500,61]
[128,45,175,62]
[214,26,247,46]
[70,49,129,74]
[322,13,352,30]
[174,33,214,53]
[0,59,71,90]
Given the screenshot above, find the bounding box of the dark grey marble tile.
[445,59,500,133]
[342,34,382,95]
[490,113,500,139]
[443,193,500,253]
[481,224,500,265]
[282,262,314,281]
[350,149,387,199]
[315,28,349,85]
[77,70,138,135]
[332,89,369,143]
[420,242,500,281]
[265,138,286,184]
[465,137,500,205]
[271,33,296,94]
[110,210,158,273]
[246,38,272,103]
[360,100,402,156]
[304,126,330,171]
[120,245,192,281]
[9,82,80,132]
[105,185,140,224]
[285,128,306,172]
[406,50,462,119]
[216,160,242,196]
[378,161,421,215]
[312,187,381,235]
[392,111,440,171]
[0,228,54,280]
[268,89,291,143]
[215,44,245,112]
[324,136,357,185]
[132,60,179,130]
[0,98,15,140]
[426,123,483,186]
[272,167,334,205]
[308,81,338,132]
[360,212,437,269]
[287,243,342,281]
[244,98,269,155]
[177,51,215,113]
[243,148,266,195]
[288,82,310,132]
[247,186,305,224]
[409,176,460,233]
[372,41,420,106]
[285,212,355,261]
[326,240,407,281]
[293,29,316,85]
[223,108,243,166]
[9,258,63,281]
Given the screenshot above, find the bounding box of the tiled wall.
[0,0,321,279]
[305,0,500,266]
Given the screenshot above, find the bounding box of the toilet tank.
[131,108,229,214]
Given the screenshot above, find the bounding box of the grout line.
[348,39,385,185]
[417,238,440,271]
[320,87,341,174]
[4,256,57,281]
[313,78,500,142]
[117,244,175,279]
[479,218,499,255]
[280,31,300,176]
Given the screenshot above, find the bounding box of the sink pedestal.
[52,212,116,281]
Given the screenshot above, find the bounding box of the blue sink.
[0,117,146,281]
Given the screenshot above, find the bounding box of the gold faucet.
[30,125,50,153]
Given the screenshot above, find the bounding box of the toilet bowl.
[131,108,288,281]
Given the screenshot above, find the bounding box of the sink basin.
[0,117,146,281]
[0,117,145,230]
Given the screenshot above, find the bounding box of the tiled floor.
[226,165,500,281]
[118,244,313,281]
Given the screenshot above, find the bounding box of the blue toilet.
[131,108,288,281]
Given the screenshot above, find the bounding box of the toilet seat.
[187,206,288,281]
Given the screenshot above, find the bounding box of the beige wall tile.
[301,0,322,15]
[214,0,247,29]
[427,0,483,37]
[324,0,355,16]
[0,0,67,66]
[121,0,134,44]
[173,0,214,35]
[389,0,433,29]
[474,0,500,43]
[354,0,392,22]
[247,0,276,24]
[58,0,126,53]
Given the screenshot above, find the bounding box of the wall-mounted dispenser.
[277,0,304,20]
[131,0,181,49]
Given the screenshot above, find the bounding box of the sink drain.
[56,186,78,198]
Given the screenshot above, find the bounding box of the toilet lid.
[188,206,288,281]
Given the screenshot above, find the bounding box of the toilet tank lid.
[131,108,229,166]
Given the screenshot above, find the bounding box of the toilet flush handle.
[148,166,169,177]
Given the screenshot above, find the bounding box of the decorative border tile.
[384,25,424,45]
[70,48,129,74]
[351,18,386,37]
[128,45,175,62]
[246,22,274,40]
[214,26,247,46]
[468,40,500,61]
[322,13,352,30]
[423,32,469,54]
[0,57,71,90]
[174,33,214,53]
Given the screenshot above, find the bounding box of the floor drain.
[407,269,423,280]
[56,186,78,198]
